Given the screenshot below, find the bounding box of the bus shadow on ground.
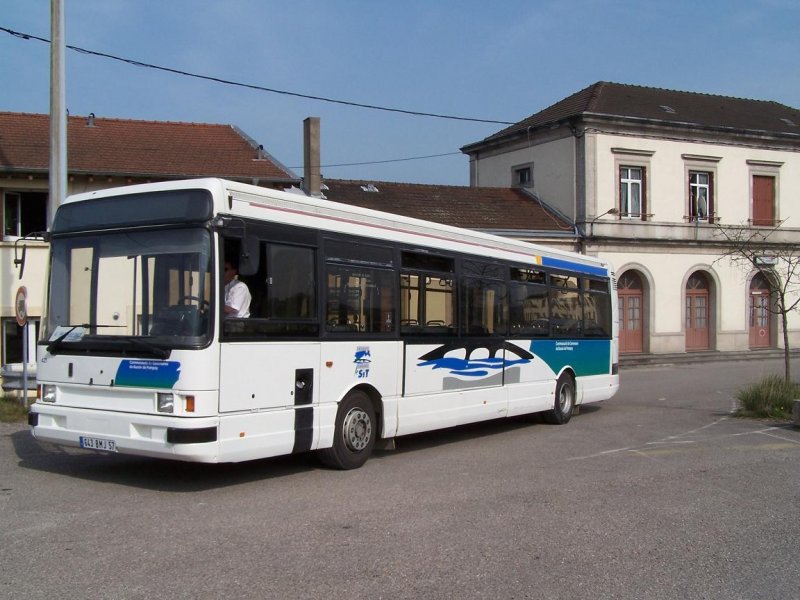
[11,429,318,492]
[374,413,549,458]
[382,405,601,455]
[11,407,601,491]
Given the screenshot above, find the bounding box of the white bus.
[30,178,619,469]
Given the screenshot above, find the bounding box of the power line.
[290,151,463,170]
[1,25,515,126]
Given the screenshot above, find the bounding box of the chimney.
[303,117,321,197]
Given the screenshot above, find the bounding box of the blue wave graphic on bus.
[419,356,530,377]
[417,342,533,378]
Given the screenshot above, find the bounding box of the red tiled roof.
[323,179,573,233]
[0,111,297,182]
[465,82,800,149]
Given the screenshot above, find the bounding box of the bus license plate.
[79,436,117,452]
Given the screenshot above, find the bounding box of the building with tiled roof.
[474,81,800,147]
[0,111,298,187]
[462,82,800,357]
[321,179,575,242]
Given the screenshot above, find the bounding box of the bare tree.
[715,223,800,382]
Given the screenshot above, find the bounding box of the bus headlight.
[40,384,57,403]
[157,393,174,413]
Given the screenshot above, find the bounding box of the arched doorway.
[749,272,772,349]
[685,272,710,351]
[618,271,644,353]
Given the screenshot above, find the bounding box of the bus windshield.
[44,227,213,356]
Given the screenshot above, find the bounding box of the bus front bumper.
[28,404,221,463]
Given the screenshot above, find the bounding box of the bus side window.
[400,273,455,336]
[266,245,315,320]
[461,278,507,336]
[582,279,612,337]
[549,277,582,336]
[509,282,549,337]
[326,264,395,334]
[400,274,422,334]
[223,240,318,338]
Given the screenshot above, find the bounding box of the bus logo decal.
[354,346,371,379]
[115,360,181,389]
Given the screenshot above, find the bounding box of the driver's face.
[224,263,236,283]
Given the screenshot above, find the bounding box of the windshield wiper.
[46,324,126,355]
[46,324,87,354]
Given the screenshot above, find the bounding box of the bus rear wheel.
[319,390,376,470]
[545,373,575,425]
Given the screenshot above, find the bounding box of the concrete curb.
[794,400,800,428]
[621,349,800,369]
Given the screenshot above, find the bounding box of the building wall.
[470,124,800,355]
[585,131,800,354]
[1,176,154,367]
[469,133,577,219]
[598,245,800,354]
[590,133,800,225]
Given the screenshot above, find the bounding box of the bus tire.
[318,390,376,470]
[545,373,575,425]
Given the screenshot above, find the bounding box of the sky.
[2,0,800,186]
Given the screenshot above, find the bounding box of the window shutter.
[640,168,647,221]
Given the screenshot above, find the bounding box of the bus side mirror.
[13,232,48,279]
[14,242,27,279]
[238,235,260,276]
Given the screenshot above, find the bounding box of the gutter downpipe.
[518,188,581,249]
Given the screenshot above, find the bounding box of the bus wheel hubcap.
[343,408,371,452]
[559,386,573,412]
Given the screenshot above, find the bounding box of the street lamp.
[589,207,619,237]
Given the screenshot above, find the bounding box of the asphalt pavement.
[1,357,799,599]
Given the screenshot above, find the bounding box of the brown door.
[618,272,643,353]
[752,176,775,226]
[685,273,710,351]
[749,273,771,348]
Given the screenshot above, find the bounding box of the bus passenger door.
[218,343,321,455]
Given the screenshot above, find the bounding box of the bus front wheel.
[545,373,575,425]
[319,391,376,470]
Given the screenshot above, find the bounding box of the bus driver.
[223,261,251,318]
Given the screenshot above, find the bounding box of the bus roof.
[62,178,612,277]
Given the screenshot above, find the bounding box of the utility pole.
[49,0,67,229]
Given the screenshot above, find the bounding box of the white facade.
[464,94,800,356]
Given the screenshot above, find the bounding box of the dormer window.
[512,164,533,188]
